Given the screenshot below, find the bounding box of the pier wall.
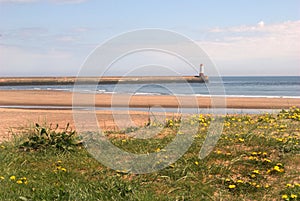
[0,76,208,86]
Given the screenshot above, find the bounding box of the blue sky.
[0,0,299,76]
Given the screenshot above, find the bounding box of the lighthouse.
[199,64,205,77]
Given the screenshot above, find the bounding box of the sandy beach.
[0,90,299,142]
[1,90,299,109]
[0,108,157,142]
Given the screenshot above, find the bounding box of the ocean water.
[0,76,299,98]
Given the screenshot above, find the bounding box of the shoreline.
[2,89,299,99]
[0,90,299,109]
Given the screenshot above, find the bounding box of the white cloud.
[205,20,300,59]
[0,44,81,76]
[257,21,265,28]
[1,21,299,76]
[56,35,77,42]
[201,20,300,75]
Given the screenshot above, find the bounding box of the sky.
[0,0,299,76]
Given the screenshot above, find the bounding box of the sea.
[0,76,299,98]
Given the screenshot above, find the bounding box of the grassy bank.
[0,107,299,201]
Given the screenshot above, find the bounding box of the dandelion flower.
[16,180,23,184]
[263,158,271,163]
[273,166,281,172]
[291,194,297,199]
[10,176,16,181]
[216,150,222,154]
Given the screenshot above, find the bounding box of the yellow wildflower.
[291,194,297,199]
[286,183,292,187]
[263,158,271,163]
[252,169,260,174]
[10,175,16,181]
[276,138,283,142]
[273,166,281,172]
[16,180,23,184]
[238,138,244,142]
[228,184,236,189]
[61,168,67,172]
[216,150,222,154]
[282,194,288,199]
[194,161,199,165]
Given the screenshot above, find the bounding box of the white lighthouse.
[199,64,204,77]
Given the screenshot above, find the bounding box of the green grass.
[0,107,299,201]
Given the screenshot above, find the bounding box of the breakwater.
[0,76,208,86]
